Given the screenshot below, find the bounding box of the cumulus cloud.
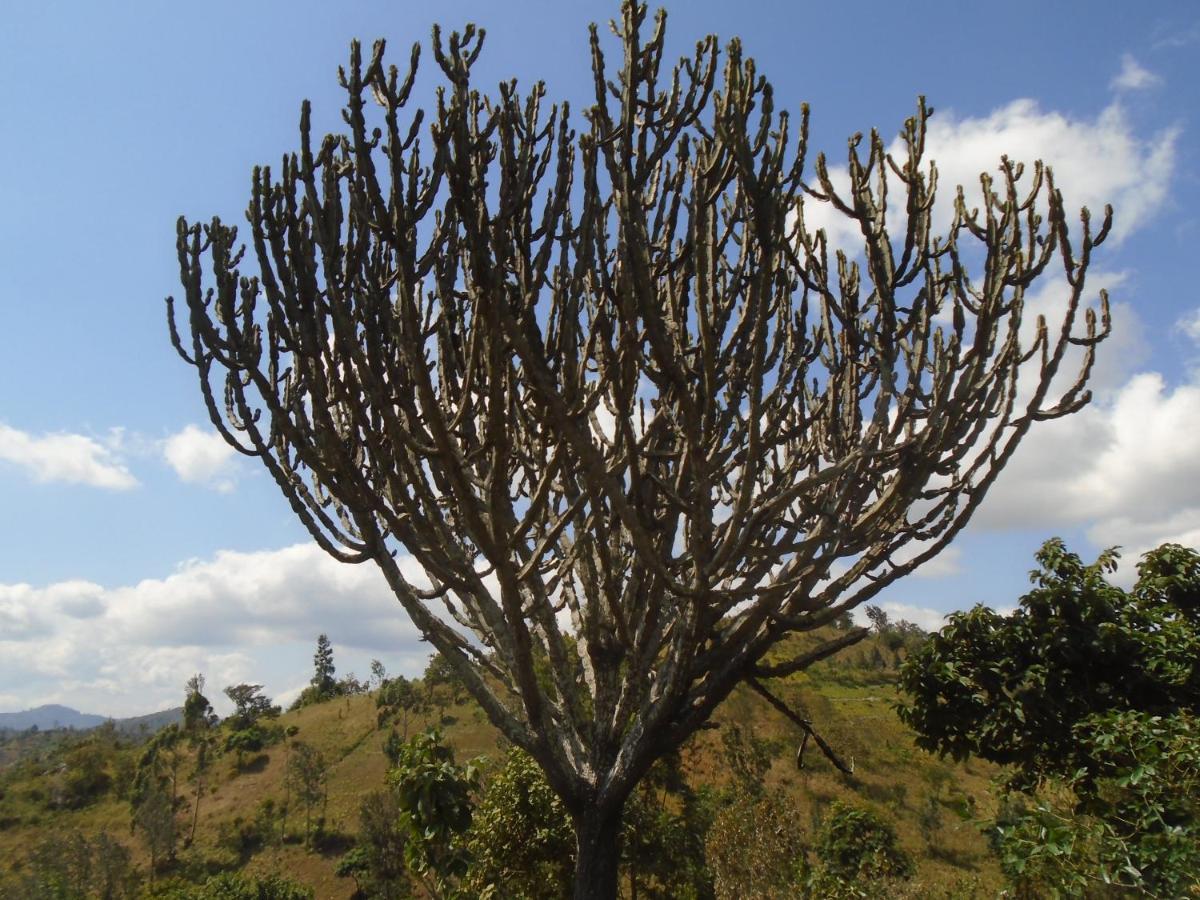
[1111,54,1162,92]
[0,544,429,717]
[896,545,962,580]
[1179,308,1200,344]
[163,425,238,492]
[805,97,1177,252]
[973,369,1200,569]
[0,423,137,489]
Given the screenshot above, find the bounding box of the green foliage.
[312,634,337,698]
[215,800,280,860]
[223,727,267,771]
[620,755,716,899]
[706,791,806,899]
[376,676,427,737]
[56,740,113,809]
[387,728,480,895]
[289,637,363,711]
[899,540,1200,895]
[149,872,313,899]
[369,659,388,688]
[134,775,179,871]
[337,790,412,899]
[465,748,574,898]
[992,711,1200,898]
[897,540,1200,789]
[0,830,140,899]
[222,685,279,732]
[422,654,467,718]
[718,723,777,798]
[184,676,220,734]
[813,800,915,882]
[183,677,218,846]
[285,742,327,847]
[463,746,713,899]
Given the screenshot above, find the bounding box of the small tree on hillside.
[223,683,279,731]
[312,633,337,697]
[133,777,177,876]
[286,741,329,847]
[370,659,388,689]
[183,674,219,844]
[222,683,278,769]
[378,674,427,738]
[169,4,1112,893]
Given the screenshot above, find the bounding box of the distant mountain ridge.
[0,704,182,734]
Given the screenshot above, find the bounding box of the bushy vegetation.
[900,540,1200,897]
[3,558,1198,899]
[0,631,981,898]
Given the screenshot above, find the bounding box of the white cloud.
[898,545,962,580]
[794,88,1188,575]
[1179,307,1200,344]
[973,368,1200,573]
[0,543,429,717]
[1152,21,1200,49]
[1111,53,1162,91]
[163,424,238,492]
[804,97,1177,252]
[0,422,137,489]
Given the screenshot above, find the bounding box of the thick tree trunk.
[572,805,622,900]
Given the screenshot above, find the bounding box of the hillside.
[0,705,184,737]
[0,630,1004,897]
[0,705,110,732]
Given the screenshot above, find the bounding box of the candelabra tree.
[168,4,1111,896]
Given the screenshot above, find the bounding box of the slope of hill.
[0,705,183,736]
[0,705,109,732]
[0,631,1005,897]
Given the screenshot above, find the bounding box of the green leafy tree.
[369,658,388,689]
[705,792,806,900]
[811,801,914,884]
[0,830,140,900]
[377,675,427,738]
[222,683,278,768]
[286,741,328,847]
[56,738,112,809]
[132,724,186,858]
[133,775,178,876]
[467,747,713,899]
[465,749,576,898]
[155,872,313,899]
[337,790,413,899]
[183,674,219,844]
[988,711,1200,898]
[280,724,300,839]
[388,729,481,897]
[224,728,266,771]
[222,684,279,731]
[312,634,337,697]
[898,540,1200,895]
[168,2,1112,893]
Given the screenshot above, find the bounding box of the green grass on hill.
[0,630,1006,897]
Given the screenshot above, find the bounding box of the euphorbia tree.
[168,4,1111,895]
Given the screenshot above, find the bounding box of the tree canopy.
[899,540,1200,895]
[898,540,1199,787]
[168,3,1112,894]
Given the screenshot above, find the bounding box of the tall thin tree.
[169,4,1111,895]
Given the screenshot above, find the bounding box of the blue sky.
[1,1,1197,717]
